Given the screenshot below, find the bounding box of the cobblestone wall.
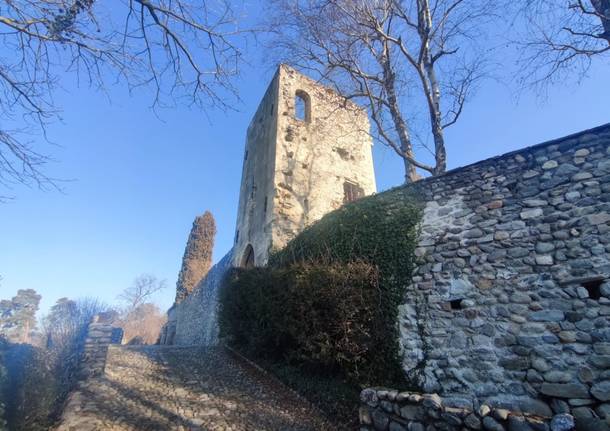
[358,387,597,431]
[384,123,610,429]
[165,251,233,346]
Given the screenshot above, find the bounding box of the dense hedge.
[220,262,381,378]
[274,187,422,385]
[221,186,422,386]
[3,345,59,430]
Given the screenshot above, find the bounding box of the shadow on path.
[54,345,335,431]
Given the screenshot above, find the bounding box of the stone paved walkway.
[55,346,334,431]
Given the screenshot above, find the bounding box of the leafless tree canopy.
[42,297,109,349]
[118,273,167,313]
[265,0,495,182]
[0,0,244,195]
[116,274,167,344]
[516,0,609,85]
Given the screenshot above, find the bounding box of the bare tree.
[118,274,167,313]
[116,274,167,344]
[266,0,495,182]
[0,0,245,195]
[515,0,609,85]
[120,302,166,344]
[42,297,109,349]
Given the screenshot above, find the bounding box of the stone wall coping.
[384,122,610,192]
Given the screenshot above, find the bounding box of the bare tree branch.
[264,0,495,182]
[118,274,167,313]
[514,0,609,87]
[0,0,246,197]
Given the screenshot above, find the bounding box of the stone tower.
[233,65,376,267]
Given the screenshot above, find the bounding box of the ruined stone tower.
[233,65,376,267]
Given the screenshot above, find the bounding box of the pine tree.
[0,289,41,344]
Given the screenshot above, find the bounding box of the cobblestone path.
[55,345,334,431]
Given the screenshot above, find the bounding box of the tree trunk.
[424,61,447,175]
[418,0,447,175]
[591,0,610,42]
[380,45,419,183]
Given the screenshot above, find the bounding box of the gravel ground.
[54,345,336,431]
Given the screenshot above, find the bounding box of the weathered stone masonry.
[362,123,610,430]
[80,314,123,379]
[161,251,233,346]
[159,64,610,428]
[233,64,376,268]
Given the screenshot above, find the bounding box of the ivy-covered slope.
[222,185,423,384]
[269,185,423,384]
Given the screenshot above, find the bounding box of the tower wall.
[233,72,280,267]
[272,65,376,250]
[233,65,376,267]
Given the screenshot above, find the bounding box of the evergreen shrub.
[220,261,380,379]
[220,186,422,387]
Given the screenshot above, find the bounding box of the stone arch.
[294,90,311,122]
[241,244,255,268]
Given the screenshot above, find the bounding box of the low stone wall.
[163,250,233,345]
[80,315,123,378]
[359,387,610,431]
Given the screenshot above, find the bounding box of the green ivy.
[221,185,423,388]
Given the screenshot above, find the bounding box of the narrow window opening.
[270,103,274,116]
[295,90,311,122]
[242,244,255,268]
[343,181,364,203]
[244,150,248,161]
[263,196,268,214]
[582,279,603,300]
[450,299,463,310]
[235,230,239,243]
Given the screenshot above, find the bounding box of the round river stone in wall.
[550,413,575,431]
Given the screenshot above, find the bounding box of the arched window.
[295,90,311,122]
[242,244,255,268]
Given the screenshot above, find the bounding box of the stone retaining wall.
[359,387,610,431]
[161,251,233,345]
[388,123,610,429]
[80,314,123,378]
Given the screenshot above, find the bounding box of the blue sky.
[0,8,608,316]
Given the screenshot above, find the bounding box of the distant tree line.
[0,274,167,429]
